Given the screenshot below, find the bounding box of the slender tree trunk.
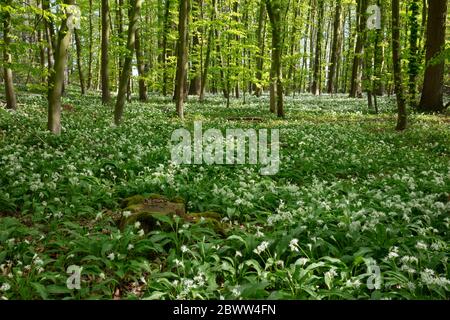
[188,33,201,95]
[214,28,228,99]
[2,0,17,110]
[87,0,93,90]
[161,0,171,96]
[327,0,342,94]
[311,0,324,95]
[349,0,367,98]
[408,0,420,108]
[174,0,190,119]
[254,0,266,97]
[101,0,111,104]
[418,0,447,112]
[114,0,143,125]
[287,1,299,96]
[392,0,407,131]
[42,0,54,75]
[135,28,148,101]
[188,0,202,96]
[266,0,285,117]
[199,0,216,101]
[74,30,85,95]
[373,0,385,96]
[342,6,352,93]
[300,2,312,93]
[48,0,75,134]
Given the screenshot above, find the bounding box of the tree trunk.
[161,0,171,96]
[114,0,143,124]
[408,0,420,108]
[188,32,201,96]
[74,30,85,95]
[42,0,55,76]
[349,0,367,98]
[101,0,111,104]
[311,0,324,95]
[254,0,266,97]
[199,0,216,101]
[286,1,299,96]
[373,0,385,96]
[392,0,407,131]
[87,0,93,90]
[174,0,190,119]
[2,0,17,110]
[47,0,75,134]
[266,0,286,117]
[327,0,342,94]
[418,0,447,112]
[135,28,148,101]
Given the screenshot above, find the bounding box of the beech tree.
[47,0,76,134]
[418,0,448,112]
[114,0,144,125]
[174,0,190,119]
[265,0,288,117]
[101,0,111,104]
[1,0,17,110]
[392,0,407,131]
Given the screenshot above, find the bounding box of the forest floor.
[0,91,449,299]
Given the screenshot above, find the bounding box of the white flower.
[138,229,145,236]
[387,246,399,259]
[253,241,269,255]
[415,241,428,250]
[345,279,362,288]
[294,257,309,266]
[325,268,338,278]
[289,238,300,252]
[255,230,265,238]
[122,211,132,218]
[0,283,11,291]
[107,253,115,261]
[134,221,141,229]
[231,288,241,297]
[174,259,184,268]
[99,273,106,279]
[127,244,134,251]
[181,245,188,253]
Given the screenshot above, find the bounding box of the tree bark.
[87,0,93,90]
[327,0,342,94]
[349,0,367,98]
[74,30,86,95]
[392,0,407,130]
[199,0,216,101]
[418,0,447,112]
[101,0,111,104]
[408,0,420,108]
[114,0,143,125]
[311,0,324,95]
[161,0,171,96]
[135,28,148,101]
[373,0,385,96]
[174,0,190,119]
[47,0,75,134]
[254,1,266,97]
[2,0,17,110]
[265,0,286,117]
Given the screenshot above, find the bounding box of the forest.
[0,0,449,300]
